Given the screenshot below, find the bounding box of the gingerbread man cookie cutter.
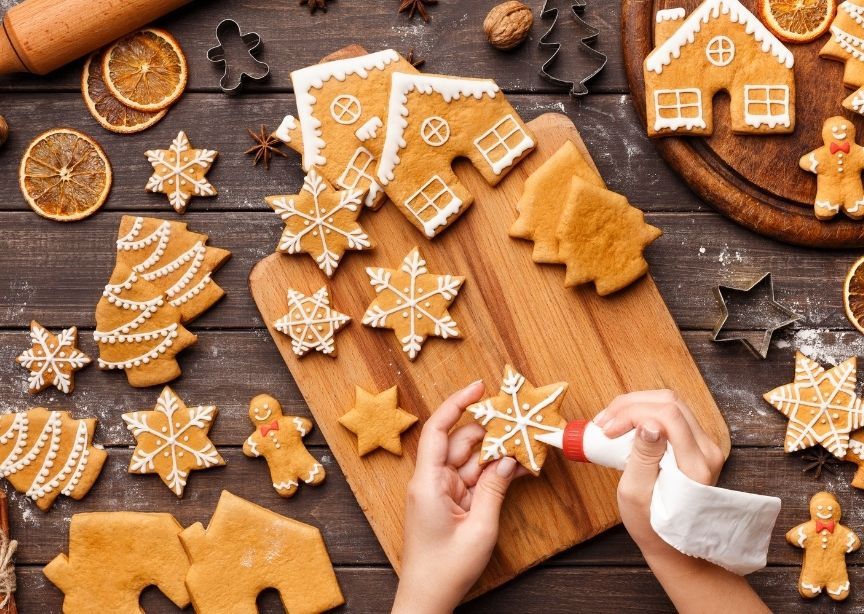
[206,19,270,94]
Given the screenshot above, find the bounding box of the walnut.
[0,116,7,148]
[483,1,533,50]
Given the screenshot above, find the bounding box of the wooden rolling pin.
[0,0,193,75]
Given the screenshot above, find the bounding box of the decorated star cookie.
[339,385,418,456]
[274,287,351,357]
[123,387,225,497]
[16,321,91,394]
[467,365,568,475]
[266,169,371,277]
[243,394,326,497]
[800,117,864,220]
[145,131,217,213]
[764,352,863,459]
[0,407,107,511]
[362,247,464,360]
[44,512,191,612]
[179,491,345,613]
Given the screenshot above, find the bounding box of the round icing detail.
[420,116,450,147]
[705,36,735,67]
[330,95,362,125]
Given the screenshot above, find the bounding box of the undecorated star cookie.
[274,287,351,357]
[243,394,326,497]
[467,365,568,475]
[44,512,191,612]
[16,321,91,394]
[339,385,418,456]
[179,491,344,613]
[362,246,464,360]
[122,387,225,497]
[145,131,217,213]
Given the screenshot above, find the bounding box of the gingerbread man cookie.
[243,394,326,498]
[800,116,864,220]
[786,491,860,601]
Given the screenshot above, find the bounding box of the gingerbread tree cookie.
[44,512,191,612]
[145,131,217,213]
[266,169,371,277]
[274,287,351,357]
[15,321,90,394]
[122,387,225,497]
[786,491,860,601]
[820,0,864,114]
[764,352,863,458]
[467,365,568,475]
[842,430,864,489]
[243,394,326,497]
[362,247,464,360]
[179,491,344,613]
[0,408,107,511]
[339,385,418,456]
[800,116,864,220]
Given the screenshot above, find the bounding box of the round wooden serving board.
[622,0,864,248]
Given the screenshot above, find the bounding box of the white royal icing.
[829,581,850,595]
[842,0,864,27]
[743,85,791,128]
[831,24,864,62]
[656,7,686,22]
[354,116,383,142]
[653,88,707,131]
[274,115,298,144]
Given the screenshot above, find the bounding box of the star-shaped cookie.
[467,365,568,475]
[16,321,91,394]
[362,247,464,360]
[145,131,217,213]
[123,387,225,496]
[274,287,350,357]
[338,386,417,456]
[764,352,863,458]
[266,169,371,277]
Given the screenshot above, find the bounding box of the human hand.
[392,380,528,614]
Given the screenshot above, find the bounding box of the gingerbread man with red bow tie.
[800,116,864,220]
[242,393,326,497]
[786,492,860,601]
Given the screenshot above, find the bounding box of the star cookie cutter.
[538,0,607,97]
[206,19,270,94]
[712,272,802,359]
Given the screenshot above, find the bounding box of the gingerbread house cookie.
[643,0,795,137]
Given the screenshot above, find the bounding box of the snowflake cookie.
[16,321,91,394]
[339,385,418,456]
[764,352,863,459]
[274,287,351,357]
[362,246,464,360]
[265,169,371,277]
[145,131,217,213]
[122,387,225,497]
[467,365,568,475]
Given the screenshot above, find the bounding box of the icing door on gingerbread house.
[377,73,535,238]
[643,0,795,137]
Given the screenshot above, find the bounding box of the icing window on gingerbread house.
[337,147,376,191]
[705,35,735,67]
[420,116,450,147]
[653,88,706,131]
[405,175,463,237]
[473,114,534,175]
[743,85,790,128]
[330,95,362,125]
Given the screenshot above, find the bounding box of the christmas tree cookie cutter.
[538,0,607,97]
[206,19,270,94]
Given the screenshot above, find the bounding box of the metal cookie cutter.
[712,272,802,359]
[538,0,607,97]
[207,19,270,94]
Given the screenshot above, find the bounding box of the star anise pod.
[399,0,437,23]
[300,0,329,13]
[405,47,425,70]
[245,125,288,170]
[799,448,840,480]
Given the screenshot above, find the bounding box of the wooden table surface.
[0,0,860,611]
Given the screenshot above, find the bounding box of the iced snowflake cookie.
[265,169,372,277]
[0,408,107,511]
[643,0,795,137]
[274,287,351,357]
[243,394,326,497]
[145,131,217,213]
[339,385,418,456]
[179,491,345,613]
[122,387,225,497]
[362,247,464,360]
[44,512,191,611]
[764,352,862,458]
[467,365,568,475]
[16,321,91,394]
[786,492,860,601]
[799,117,864,220]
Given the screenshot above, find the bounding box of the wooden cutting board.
[622,0,864,248]
[249,113,730,599]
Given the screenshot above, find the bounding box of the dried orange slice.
[19,128,112,222]
[82,50,167,134]
[845,255,864,334]
[102,28,187,112]
[760,0,836,43]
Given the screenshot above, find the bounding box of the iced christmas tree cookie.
[339,385,418,456]
[274,287,351,357]
[16,321,90,394]
[145,131,217,213]
[821,0,864,114]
